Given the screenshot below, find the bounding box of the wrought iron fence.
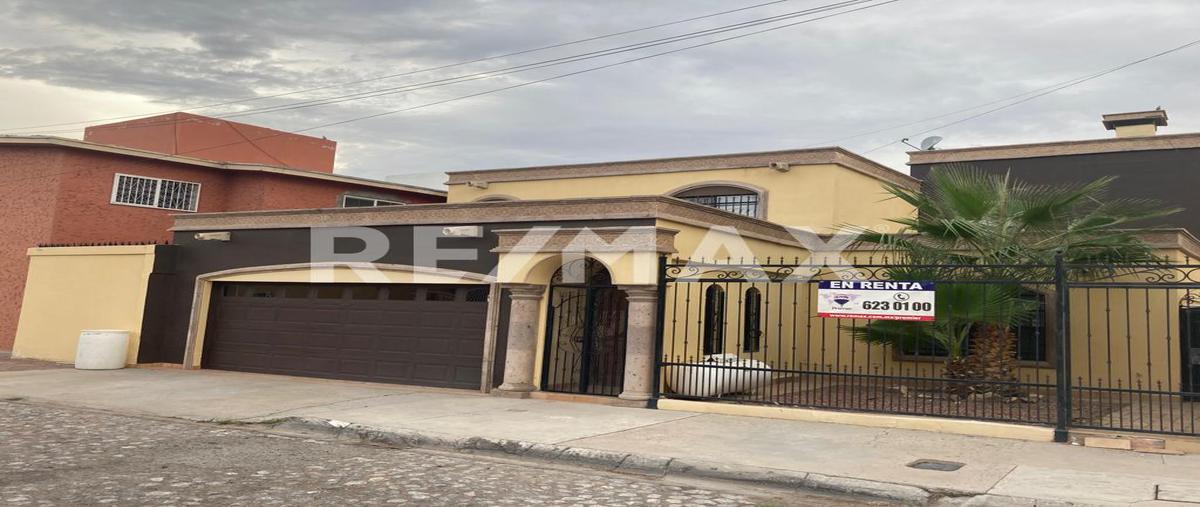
[1063,264,1200,436]
[652,256,1200,439]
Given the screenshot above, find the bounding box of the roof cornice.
[0,135,446,197]
[907,132,1200,166]
[171,195,807,248]
[445,147,918,189]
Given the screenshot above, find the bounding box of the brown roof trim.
[446,147,918,189]
[171,195,806,247]
[842,229,1200,259]
[907,132,1200,166]
[0,135,446,197]
[1102,110,1168,129]
[1137,228,1200,259]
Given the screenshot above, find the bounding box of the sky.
[1,0,1198,189]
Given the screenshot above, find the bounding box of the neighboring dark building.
[908,109,1200,234]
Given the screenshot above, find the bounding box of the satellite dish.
[919,136,943,151]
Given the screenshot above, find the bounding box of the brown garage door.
[203,283,489,389]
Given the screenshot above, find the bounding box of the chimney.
[1102,109,1168,138]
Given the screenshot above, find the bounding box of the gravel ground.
[0,401,878,506]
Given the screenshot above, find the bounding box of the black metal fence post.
[649,255,668,409]
[1053,252,1073,442]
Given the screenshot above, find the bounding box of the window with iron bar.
[110,173,201,212]
[341,195,406,208]
[678,193,759,218]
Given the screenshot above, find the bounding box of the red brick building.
[84,112,339,173]
[0,126,445,351]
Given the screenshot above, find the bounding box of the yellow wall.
[448,164,914,233]
[12,245,157,365]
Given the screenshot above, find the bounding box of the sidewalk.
[3,367,1199,505]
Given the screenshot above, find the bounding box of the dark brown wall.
[910,147,1200,234]
[139,219,654,364]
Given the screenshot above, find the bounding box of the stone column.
[496,283,547,397]
[618,285,659,403]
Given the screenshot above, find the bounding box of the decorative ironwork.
[542,258,628,397]
[678,193,759,217]
[655,258,1200,437]
[664,262,1055,284]
[1066,264,1200,286]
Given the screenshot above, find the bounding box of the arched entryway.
[540,258,629,396]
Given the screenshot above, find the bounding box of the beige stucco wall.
[12,245,157,365]
[448,164,914,233]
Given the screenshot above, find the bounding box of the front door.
[540,259,628,396]
[1182,308,1200,400]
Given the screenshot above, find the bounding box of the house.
[14,136,1200,441]
[909,109,1200,233]
[12,147,915,386]
[0,115,446,353]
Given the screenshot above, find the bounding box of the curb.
[267,416,937,504]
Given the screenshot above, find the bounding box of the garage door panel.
[343,309,387,324]
[455,314,488,328]
[277,308,341,323]
[418,313,458,328]
[204,283,488,389]
[334,334,374,351]
[336,359,373,376]
[294,355,337,372]
[373,361,412,379]
[376,339,415,353]
[454,366,483,383]
[411,363,450,381]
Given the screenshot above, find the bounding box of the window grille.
[111,174,200,212]
[679,193,759,217]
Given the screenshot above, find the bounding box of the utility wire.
[165,0,900,157]
[17,0,876,136]
[0,0,895,191]
[0,0,795,133]
[859,37,1200,154]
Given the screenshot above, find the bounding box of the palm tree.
[850,164,1180,394]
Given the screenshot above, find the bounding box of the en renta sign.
[816,280,935,321]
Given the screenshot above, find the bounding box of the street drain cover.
[906,459,964,472]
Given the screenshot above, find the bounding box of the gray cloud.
[1,0,1198,185]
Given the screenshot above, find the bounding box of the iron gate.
[541,259,628,396]
[652,255,1200,439]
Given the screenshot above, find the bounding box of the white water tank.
[75,330,130,370]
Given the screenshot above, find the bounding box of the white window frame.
[340,194,406,208]
[110,173,202,212]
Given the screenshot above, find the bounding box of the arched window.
[671,184,762,218]
[743,287,762,353]
[474,195,517,202]
[703,285,725,355]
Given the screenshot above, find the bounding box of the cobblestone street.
[0,401,875,506]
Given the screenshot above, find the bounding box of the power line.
[0,0,795,133]
[859,37,1200,154]
[0,0,896,193]
[166,0,901,157]
[17,0,877,136]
